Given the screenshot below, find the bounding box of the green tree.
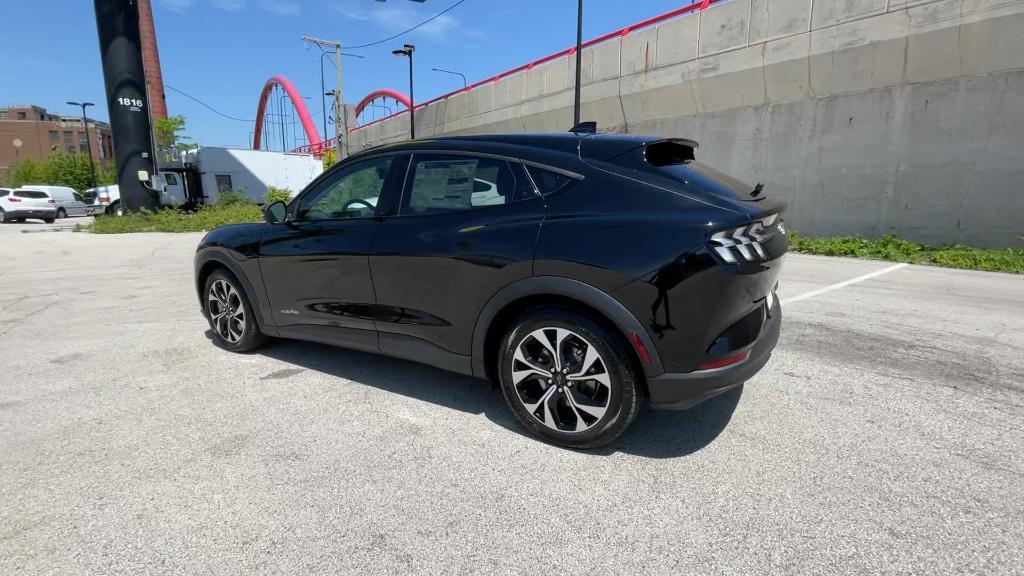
[8,153,113,191]
[153,115,192,162]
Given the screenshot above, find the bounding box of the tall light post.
[392,44,416,140]
[431,67,466,88]
[573,0,583,127]
[67,101,97,188]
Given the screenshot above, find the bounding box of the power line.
[164,84,254,122]
[345,0,472,49]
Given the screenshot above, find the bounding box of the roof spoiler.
[644,138,699,164]
[569,121,597,134]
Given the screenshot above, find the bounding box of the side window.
[0,190,8,198]
[297,156,393,221]
[164,173,178,186]
[73,192,84,202]
[215,175,233,194]
[402,155,533,215]
[526,165,574,195]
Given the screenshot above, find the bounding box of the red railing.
[293,0,721,153]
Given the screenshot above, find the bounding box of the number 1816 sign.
[116,96,145,111]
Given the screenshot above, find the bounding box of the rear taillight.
[8,197,21,202]
[48,199,55,204]
[709,214,780,263]
[697,350,750,371]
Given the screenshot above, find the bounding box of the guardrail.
[294,0,720,154]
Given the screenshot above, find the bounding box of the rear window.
[14,190,48,199]
[655,162,759,202]
[0,190,8,198]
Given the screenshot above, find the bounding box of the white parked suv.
[22,185,90,218]
[0,188,57,223]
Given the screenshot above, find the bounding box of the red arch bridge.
[253,0,721,157]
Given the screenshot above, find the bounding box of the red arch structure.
[354,89,412,120]
[253,75,322,153]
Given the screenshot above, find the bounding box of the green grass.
[83,204,263,234]
[789,233,1024,274]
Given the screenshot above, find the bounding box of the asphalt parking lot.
[1,223,1022,575]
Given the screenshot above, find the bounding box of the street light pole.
[432,67,467,88]
[67,101,97,188]
[573,0,583,127]
[319,51,331,152]
[392,44,416,140]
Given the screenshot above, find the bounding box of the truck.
[85,147,323,214]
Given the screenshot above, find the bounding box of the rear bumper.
[647,303,781,410]
[4,209,56,219]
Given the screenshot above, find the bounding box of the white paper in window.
[411,159,478,210]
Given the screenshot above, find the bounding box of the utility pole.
[303,36,345,158]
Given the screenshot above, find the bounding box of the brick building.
[0,104,115,183]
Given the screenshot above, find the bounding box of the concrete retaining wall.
[349,0,1024,247]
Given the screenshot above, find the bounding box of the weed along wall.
[348,0,1024,248]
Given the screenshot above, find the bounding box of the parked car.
[193,132,788,448]
[84,184,121,215]
[0,188,57,223]
[21,185,89,218]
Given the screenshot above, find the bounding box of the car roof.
[349,132,679,165]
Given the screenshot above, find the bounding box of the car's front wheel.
[204,269,266,352]
[498,308,641,449]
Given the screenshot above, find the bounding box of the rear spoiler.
[585,137,700,165]
[643,139,699,165]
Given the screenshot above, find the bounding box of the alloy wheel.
[511,327,613,433]
[208,279,246,344]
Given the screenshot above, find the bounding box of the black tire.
[0,208,7,223]
[56,208,67,219]
[203,269,266,352]
[498,307,641,449]
[43,218,55,224]
[107,201,121,216]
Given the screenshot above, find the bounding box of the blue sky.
[1,0,689,148]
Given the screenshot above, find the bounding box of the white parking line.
[781,262,909,305]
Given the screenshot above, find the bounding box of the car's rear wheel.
[0,208,7,223]
[498,307,641,449]
[56,208,67,219]
[204,269,266,352]
[43,217,55,224]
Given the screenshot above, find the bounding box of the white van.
[22,185,89,218]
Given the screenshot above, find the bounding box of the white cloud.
[260,0,301,15]
[335,4,475,43]
[211,0,245,12]
[156,0,195,14]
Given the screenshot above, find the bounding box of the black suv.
[194,133,787,448]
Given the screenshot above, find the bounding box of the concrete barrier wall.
[349,0,1024,247]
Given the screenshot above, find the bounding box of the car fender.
[470,275,665,379]
[195,247,275,334]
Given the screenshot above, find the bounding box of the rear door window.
[401,155,534,215]
[14,190,48,199]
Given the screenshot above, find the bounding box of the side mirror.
[263,200,288,225]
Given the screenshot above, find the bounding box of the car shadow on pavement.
[250,336,741,459]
